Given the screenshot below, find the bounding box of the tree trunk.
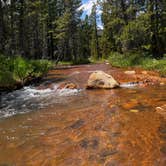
[19,0,25,56]
[0,0,4,53]
[10,0,16,55]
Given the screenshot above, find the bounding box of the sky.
[81,0,103,29]
[81,0,99,16]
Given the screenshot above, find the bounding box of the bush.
[0,71,16,87]
[0,55,53,89]
[31,60,53,77]
[108,52,166,76]
[108,52,144,67]
[13,57,33,83]
[141,59,166,76]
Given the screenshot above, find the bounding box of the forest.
[0,0,166,89]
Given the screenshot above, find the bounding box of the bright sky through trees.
[81,0,103,29]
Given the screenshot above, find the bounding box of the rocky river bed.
[0,63,166,166]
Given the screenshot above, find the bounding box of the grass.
[58,58,91,65]
[0,55,53,90]
[89,57,106,64]
[108,52,166,76]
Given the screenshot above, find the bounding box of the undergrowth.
[108,52,166,76]
[0,55,53,89]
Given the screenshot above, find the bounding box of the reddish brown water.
[0,64,166,166]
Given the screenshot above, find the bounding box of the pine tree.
[0,0,5,53]
[90,3,100,59]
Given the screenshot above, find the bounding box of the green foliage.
[90,3,100,59]
[141,59,166,76]
[0,55,53,88]
[13,57,33,83]
[30,60,53,77]
[100,0,166,58]
[0,71,16,87]
[120,18,150,51]
[0,55,14,72]
[72,58,90,65]
[108,52,133,67]
[108,52,166,76]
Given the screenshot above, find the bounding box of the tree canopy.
[0,0,165,62]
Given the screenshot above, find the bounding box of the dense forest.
[0,0,166,60]
[0,0,166,89]
[100,0,166,59]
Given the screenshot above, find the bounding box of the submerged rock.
[142,71,148,75]
[86,71,119,89]
[160,82,165,86]
[130,109,139,113]
[58,82,78,89]
[124,70,136,75]
[123,99,138,109]
[156,105,166,118]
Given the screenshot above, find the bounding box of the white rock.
[124,71,136,75]
[86,71,119,89]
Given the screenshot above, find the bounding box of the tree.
[79,15,92,60]
[0,0,5,53]
[18,0,26,56]
[90,3,100,59]
[100,0,166,58]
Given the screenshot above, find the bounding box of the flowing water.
[0,64,166,166]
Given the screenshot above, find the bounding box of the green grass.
[58,58,91,65]
[0,55,53,90]
[108,52,166,76]
[58,61,73,65]
[89,57,106,64]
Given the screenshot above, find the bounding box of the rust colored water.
[0,64,166,166]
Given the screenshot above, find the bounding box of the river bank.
[0,56,53,92]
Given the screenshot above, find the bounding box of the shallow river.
[0,64,166,166]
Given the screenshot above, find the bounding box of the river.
[0,64,166,165]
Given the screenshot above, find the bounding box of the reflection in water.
[0,64,166,165]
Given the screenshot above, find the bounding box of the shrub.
[31,60,53,77]
[108,52,166,76]
[13,57,33,83]
[0,55,53,89]
[0,71,16,87]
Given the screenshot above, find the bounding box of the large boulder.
[86,71,119,89]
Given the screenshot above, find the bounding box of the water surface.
[0,64,166,165]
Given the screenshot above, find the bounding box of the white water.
[120,82,142,88]
[0,84,81,119]
[0,79,142,119]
